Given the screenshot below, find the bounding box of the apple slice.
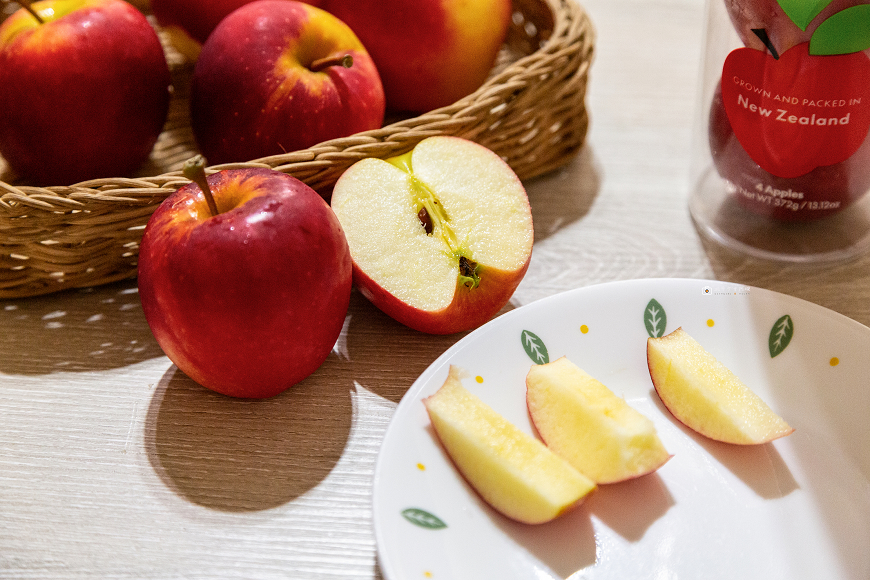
[647,327,794,445]
[423,366,596,525]
[526,357,672,484]
[330,136,533,334]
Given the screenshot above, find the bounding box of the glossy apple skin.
[150,0,322,57]
[0,0,171,185]
[137,168,352,399]
[190,0,385,165]
[322,0,512,112]
[709,82,870,221]
[353,254,529,335]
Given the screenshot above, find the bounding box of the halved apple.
[330,136,533,334]
[423,366,596,525]
[526,357,672,484]
[647,327,794,445]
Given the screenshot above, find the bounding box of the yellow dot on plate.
[830,357,840,367]
[417,463,426,471]
[424,573,433,578]
[580,324,589,334]
[707,319,715,327]
[475,375,484,383]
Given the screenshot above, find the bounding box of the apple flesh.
[526,357,672,484]
[321,0,512,112]
[423,365,597,525]
[190,0,385,165]
[647,327,794,445]
[0,0,171,184]
[329,136,533,335]
[150,0,323,61]
[137,162,352,399]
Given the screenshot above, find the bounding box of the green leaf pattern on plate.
[401,508,447,530]
[769,315,794,358]
[644,299,667,338]
[521,330,549,364]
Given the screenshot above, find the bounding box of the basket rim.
[0,0,594,207]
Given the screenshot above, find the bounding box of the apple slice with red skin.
[424,365,596,525]
[330,136,533,335]
[647,328,794,445]
[526,357,672,484]
[137,158,352,399]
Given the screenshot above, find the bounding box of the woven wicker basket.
[0,0,595,299]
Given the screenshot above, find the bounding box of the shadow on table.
[0,278,164,375]
[525,144,602,245]
[144,363,354,512]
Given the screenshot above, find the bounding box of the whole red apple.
[137,158,352,399]
[149,0,322,61]
[321,0,512,112]
[330,136,533,335]
[189,0,385,166]
[0,0,171,185]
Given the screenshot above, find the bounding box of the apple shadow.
[649,389,799,500]
[0,278,165,376]
[144,358,353,512]
[523,144,602,245]
[342,290,514,404]
[585,472,675,543]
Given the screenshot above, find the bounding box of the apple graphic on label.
[190,0,385,166]
[0,0,171,185]
[137,157,352,399]
[710,1,870,220]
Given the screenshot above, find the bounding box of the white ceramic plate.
[372,278,870,580]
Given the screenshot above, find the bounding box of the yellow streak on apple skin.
[163,171,273,230]
[268,4,366,108]
[0,0,97,46]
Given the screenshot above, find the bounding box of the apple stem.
[14,0,45,24]
[751,28,780,60]
[309,54,353,73]
[183,155,220,217]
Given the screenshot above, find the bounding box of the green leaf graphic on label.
[777,0,833,30]
[401,508,447,529]
[810,5,870,55]
[769,315,794,358]
[644,299,667,338]
[521,330,549,364]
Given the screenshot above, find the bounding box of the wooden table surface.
[3,0,870,578]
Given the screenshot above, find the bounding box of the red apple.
[321,0,512,112]
[149,0,322,61]
[0,0,171,185]
[189,0,384,166]
[330,136,533,335]
[137,157,352,399]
